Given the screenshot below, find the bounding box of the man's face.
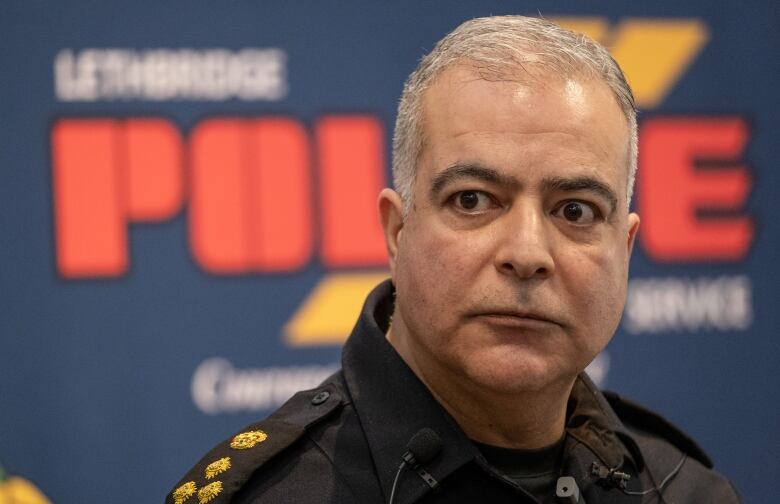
[381,64,640,396]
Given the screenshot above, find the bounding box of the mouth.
[470,310,562,329]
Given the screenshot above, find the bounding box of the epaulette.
[602,390,713,468]
[166,381,343,504]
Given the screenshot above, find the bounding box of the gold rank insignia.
[197,481,223,504]
[204,457,231,479]
[230,430,268,450]
[172,481,197,504]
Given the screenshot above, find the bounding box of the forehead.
[417,64,630,198]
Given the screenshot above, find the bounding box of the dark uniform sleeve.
[604,391,743,503]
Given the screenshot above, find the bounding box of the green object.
[0,462,6,481]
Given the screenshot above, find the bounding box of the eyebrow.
[429,163,520,200]
[541,176,618,213]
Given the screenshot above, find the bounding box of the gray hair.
[392,15,637,212]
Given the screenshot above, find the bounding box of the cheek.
[558,241,629,330]
[395,221,489,322]
[403,220,486,279]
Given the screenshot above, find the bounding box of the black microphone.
[403,428,442,467]
[388,428,443,504]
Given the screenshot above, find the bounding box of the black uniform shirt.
[168,280,742,504]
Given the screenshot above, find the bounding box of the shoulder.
[602,390,712,467]
[167,374,351,504]
[603,390,742,503]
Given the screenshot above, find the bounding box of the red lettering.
[125,120,183,220]
[639,117,753,261]
[316,116,388,267]
[189,118,311,273]
[52,118,183,278]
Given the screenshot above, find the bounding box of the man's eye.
[554,201,600,225]
[452,191,492,212]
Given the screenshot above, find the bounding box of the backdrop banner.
[1,1,777,502]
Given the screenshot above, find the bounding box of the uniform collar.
[566,373,645,472]
[342,280,478,503]
[342,280,643,502]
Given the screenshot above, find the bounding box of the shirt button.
[311,391,330,405]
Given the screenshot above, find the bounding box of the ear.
[378,188,405,281]
[626,212,640,256]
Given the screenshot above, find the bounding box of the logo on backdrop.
[47,20,755,412]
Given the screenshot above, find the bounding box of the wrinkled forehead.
[417,62,631,187]
[415,63,632,199]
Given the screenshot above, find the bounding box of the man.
[168,16,740,504]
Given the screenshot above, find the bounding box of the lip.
[470,310,562,328]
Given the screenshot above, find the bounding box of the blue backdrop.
[1,1,777,502]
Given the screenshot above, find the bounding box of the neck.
[387,322,574,450]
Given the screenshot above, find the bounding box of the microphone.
[388,428,443,504]
[403,428,442,467]
[591,462,631,490]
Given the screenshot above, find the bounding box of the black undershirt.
[474,435,566,503]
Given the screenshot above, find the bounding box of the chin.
[460,351,574,395]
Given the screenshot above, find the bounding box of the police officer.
[168,16,741,504]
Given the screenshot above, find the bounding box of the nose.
[493,202,555,280]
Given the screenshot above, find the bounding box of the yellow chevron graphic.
[285,272,390,346]
[553,17,709,108]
